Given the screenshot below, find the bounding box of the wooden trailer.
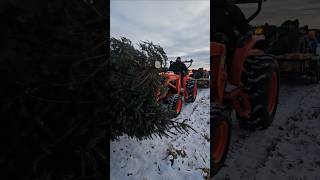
[276,53,320,83]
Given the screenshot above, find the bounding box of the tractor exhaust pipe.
[231,0,266,22]
[247,0,263,22]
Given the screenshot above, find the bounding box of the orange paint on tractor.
[156,61,198,117]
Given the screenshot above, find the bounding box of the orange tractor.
[157,60,198,117]
[211,0,280,176]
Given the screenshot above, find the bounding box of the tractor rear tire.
[238,54,280,130]
[168,94,182,117]
[212,109,231,176]
[185,79,198,103]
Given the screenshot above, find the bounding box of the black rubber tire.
[168,94,182,117]
[237,54,280,130]
[212,110,231,176]
[185,79,197,103]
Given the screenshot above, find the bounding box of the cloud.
[239,0,320,28]
[111,0,210,69]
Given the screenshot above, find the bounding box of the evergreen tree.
[109,37,190,140]
[0,0,108,179]
[0,0,190,179]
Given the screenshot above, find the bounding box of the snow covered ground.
[214,77,320,179]
[110,89,210,180]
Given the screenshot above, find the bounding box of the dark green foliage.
[109,37,191,140]
[0,0,108,179]
[0,1,190,179]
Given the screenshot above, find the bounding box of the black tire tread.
[238,54,280,130]
[185,79,197,103]
[168,94,182,117]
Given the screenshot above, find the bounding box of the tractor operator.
[169,57,189,86]
[211,0,250,44]
[169,57,188,75]
[212,0,251,69]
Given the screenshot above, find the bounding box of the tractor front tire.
[238,54,280,130]
[185,79,198,103]
[212,110,231,176]
[168,94,183,117]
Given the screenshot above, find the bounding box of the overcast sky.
[111,0,319,70]
[110,0,210,69]
[240,0,320,28]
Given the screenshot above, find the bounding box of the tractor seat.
[212,32,229,44]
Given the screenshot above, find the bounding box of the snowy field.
[215,46,320,180]
[110,89,210,180]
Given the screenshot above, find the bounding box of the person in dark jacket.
[212,0,251,70]
[169,57,188,75]
[211,0,250,43]
[309,31,318,54]
[299,25,310,53]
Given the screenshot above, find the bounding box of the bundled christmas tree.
[109,37,191,140]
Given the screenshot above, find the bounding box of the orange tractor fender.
[228,35,265,86]
[156,72,181,101]
[211,35,265,116]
